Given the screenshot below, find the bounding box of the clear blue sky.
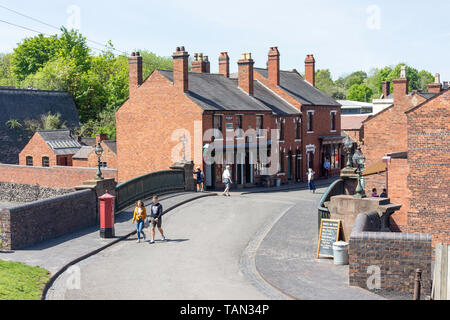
[1,0,449,80]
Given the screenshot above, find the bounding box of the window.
[295,120,301,140]
[236,115,243,137]
[26,156,33,166]
[101,162,107,168]
[213,115,223,140]
[331,111,337,132]
[307,111,314,132]
[256,115,264,136]
[42,157,50,167]
[225,123,234,131]
[277,119,284,141]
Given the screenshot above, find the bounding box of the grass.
[0,260,50,300]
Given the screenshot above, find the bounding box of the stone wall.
[349,212,432,295]
[0,182,74,203]
[0,189,97,250]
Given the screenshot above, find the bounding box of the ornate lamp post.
[343,135,354,169]
[95,141,104,180]
[352,146,366,198]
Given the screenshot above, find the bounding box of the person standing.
[222,165,233,197]
[194,166,204,192]
[371,188,379,197]
[149,195,166,244]
[132,200,147,243]
[307,168,316,194]
[323,158,331,179]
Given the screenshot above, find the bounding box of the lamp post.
[343,135,354,169]
[352,146,365,198]
[95,141,104,180]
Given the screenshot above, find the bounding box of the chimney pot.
[382,81,391,98]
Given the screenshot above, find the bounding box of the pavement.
[44,183,384,300]
[0,192,216,275]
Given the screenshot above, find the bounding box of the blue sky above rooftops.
[0,0,449,80]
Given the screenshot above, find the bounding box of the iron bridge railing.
[317,179,345,232]
[115,170,185,211]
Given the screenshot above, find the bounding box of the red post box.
[99,190,116,238]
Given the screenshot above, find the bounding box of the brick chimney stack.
[172,46,189,92]
[219,52,230,78]
[304,54,316,86]
[238,53,254,96]
[204,56,210,74]
[393,66,409,100]
[382,81,391,98]
[268,47,280,86]
[129,52,143,97]
[192,53,208,73]
[96,133,108,145]
[428,73,442,94]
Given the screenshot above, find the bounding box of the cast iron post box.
[99,190,115,238]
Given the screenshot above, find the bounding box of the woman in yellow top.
[132,200,147,243]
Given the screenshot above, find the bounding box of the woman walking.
[132,200,147,243]
[307,168,316,194]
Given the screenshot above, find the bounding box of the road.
[47,187,380,300]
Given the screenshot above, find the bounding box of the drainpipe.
[382,156,390,197]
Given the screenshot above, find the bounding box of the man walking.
[149,195,166,244]
[222,165,233,197]
[307,168,316,194]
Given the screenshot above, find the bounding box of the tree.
[315,69,336,96]
[347,83,373,102]
[344,71,367,89]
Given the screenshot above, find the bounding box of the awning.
[319,136,345,145]
[362,161,387,176]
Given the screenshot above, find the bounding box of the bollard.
[413,269,422,300]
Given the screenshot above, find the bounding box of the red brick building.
[116,47,342,187]
[72,134,117,169]
[19,130,82,167]
[405,88,450,245]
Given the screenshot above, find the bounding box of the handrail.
[115,169,185,211]
[317,178,344,231]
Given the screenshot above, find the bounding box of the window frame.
[42,156,50,167]
[26,156,33,166]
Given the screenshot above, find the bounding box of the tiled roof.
[38,129,82,156]
[0,88,79,164]
[72,146,94,159]
[103,140,117,154]
[254,68,341,107]
[158,70,299,115]
[341,115,370,130]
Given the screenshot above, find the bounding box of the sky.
[0,0,449,80]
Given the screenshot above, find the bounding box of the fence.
[115,170,185,211]
[317,179,344,231]
[432,244,450,300]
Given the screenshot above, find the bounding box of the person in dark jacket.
[149,195,166,244]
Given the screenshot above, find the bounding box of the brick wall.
[72,142,117,169]
[349,212,432,295]
[407,90,450,245]
[362,93,426,169]
[0,189,97,250]
[116,71,204,183]
[387,158,409,231]
[0,164,118,188]
[0,182,74,203]
[19,133,57,167]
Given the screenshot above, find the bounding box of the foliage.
[5,119,22,129]
[347,83,373,102]
[0,260,50,300]
[7,113,67,138]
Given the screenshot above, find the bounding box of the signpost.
[317,219,341,259]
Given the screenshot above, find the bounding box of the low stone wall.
[0,189,97,250]
[349,212,432,295]
[0,164,118,189]
[0,182,74,203]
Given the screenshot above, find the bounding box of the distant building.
[0,88,80,164]
[19,130,117,169]
[337,100,373,115]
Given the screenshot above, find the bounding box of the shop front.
[319,136,345,177]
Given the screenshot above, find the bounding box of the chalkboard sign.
[316,219,341,259]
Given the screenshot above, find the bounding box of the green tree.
[315,69,335,95]
[344,71,367,89]
[347,83,373,102]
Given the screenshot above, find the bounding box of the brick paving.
[0,192,215,274]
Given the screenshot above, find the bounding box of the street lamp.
[95,141,104,180]
[343,135,354,169]
[352,146,365,198]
